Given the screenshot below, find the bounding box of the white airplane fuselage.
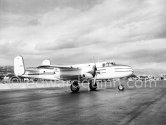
[71,61,133,80]
[13,56,133,92]
[22,64,133,80]
[14,55,133,81]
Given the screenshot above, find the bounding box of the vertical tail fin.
[42,59,51,66]
[14,56,25,76]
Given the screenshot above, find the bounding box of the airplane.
[11,56,133,92]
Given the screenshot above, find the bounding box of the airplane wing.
[35,65,95,81]
[24,65,81,80]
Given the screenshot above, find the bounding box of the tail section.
[14,56,25,76]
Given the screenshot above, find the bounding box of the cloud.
[0,0,166,71]
[129,49,166,63]
[0,0,101,15]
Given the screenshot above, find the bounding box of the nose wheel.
[118,84,125,91]
[70,81,80,93]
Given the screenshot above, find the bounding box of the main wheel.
[70,81,80,93]
[118,84,125,91]
[89,80,97,91]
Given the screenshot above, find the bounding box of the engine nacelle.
[81,73,93,79]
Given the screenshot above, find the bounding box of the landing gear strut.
[89,80,97,91]
[70,81,80,93]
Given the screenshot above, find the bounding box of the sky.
[0,0,166,71]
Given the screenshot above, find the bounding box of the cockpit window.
[110,62,115,65]
[103,62,116,67]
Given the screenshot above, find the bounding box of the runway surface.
[0,81,166,125]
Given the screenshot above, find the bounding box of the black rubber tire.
[70,81,80,93]
[118,84,125,91]
[89,80,97,91]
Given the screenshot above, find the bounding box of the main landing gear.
[89,80,97,91]
[70,81,80,93]
[70,80,97,93]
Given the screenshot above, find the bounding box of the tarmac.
[0,80,165,125]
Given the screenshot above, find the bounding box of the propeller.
[91,56,97,85]
[86,56,98,84]
[93,65,97,85]
[92,65,97,77]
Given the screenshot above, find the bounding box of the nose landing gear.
[118,84,125,91]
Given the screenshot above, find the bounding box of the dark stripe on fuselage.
[26,72,56,75]
[97,69,106,71]
[115,70,133,72]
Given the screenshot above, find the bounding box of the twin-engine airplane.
[12,56,133,92]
